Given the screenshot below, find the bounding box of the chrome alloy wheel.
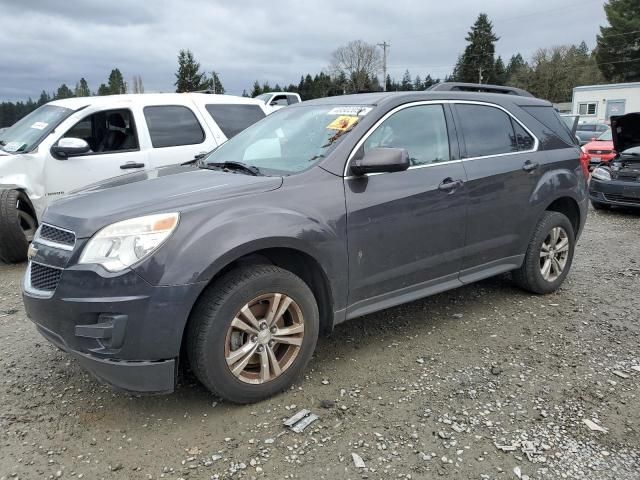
[224,293,304,384]
[539,226,569,282]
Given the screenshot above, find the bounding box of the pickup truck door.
[44,106,149,199]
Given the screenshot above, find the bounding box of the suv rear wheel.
[0,189,37,263]
[187,264,319,403]
[513,211,575,294]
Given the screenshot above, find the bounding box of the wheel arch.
[544,196,581,236]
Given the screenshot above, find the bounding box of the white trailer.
[572,82,640,123]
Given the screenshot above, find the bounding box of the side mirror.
[350,147,410,176]
[51,137,90,159]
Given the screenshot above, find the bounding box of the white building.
[572,82,640,123]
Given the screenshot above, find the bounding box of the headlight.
[79,213,179,272]
[592,167,611,181]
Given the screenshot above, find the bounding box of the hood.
[611,113,640,154]
[44,164,283,237]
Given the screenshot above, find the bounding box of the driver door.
[44,108,145,198]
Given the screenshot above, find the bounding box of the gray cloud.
[0,0,607,101]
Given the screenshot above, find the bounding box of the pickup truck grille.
[30,262,63,291]
[39,224,76,248]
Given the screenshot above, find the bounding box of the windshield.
[0,104,74,153]
[255,94,271,102]
[597,129,612,141]
[203,104,372,174]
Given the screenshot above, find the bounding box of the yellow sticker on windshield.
[327,115,358,131]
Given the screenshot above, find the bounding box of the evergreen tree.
[174,49,209,93]
[494,56,507,85]
[385,74,393,91]
[250,80,262,97]
[97,83,110,96]
[107,68,126,94]
[596,0,640,82]
[37,90,51,106]
[413,75,423,91]
[55,84,74,99]
[506,53,526,80]
[211,71,225,94]
[74,78,90,97]
[458,13,499,83]
[261,82,272,94]
[241,89,249,97]
[423,74,437,89]
[401,70,413,91]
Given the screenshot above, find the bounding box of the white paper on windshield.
[3,141,25,152]
[30,121,48,130]
[327,106,372,116]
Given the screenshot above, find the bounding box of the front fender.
[0,152,46,219]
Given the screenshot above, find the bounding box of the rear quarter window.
[205,104,266,139]
[522,106,577,146]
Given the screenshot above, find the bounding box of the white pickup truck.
[0,93,272,262]
[254,92,301,110]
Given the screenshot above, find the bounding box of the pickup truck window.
[144,105,205,148]
[205,104,266,139]
[64,109,139,154]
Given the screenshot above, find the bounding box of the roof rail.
[427,82,534,98]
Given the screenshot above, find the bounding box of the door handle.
[438,178,464,192]
[522,160,539,172]
[120,162,145,169]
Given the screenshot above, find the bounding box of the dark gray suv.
[22,90,589,403]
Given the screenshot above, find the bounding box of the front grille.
[39,224,76,247]
[30,262,63,291]
[603,193,640,205]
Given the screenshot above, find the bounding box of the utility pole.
[377,41,390,91]
[478,66,483,84]
[211,71,218,94]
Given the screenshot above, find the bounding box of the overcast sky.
[0,0,608,101]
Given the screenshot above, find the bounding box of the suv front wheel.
[513,211,575,294]
[187,264,319,403]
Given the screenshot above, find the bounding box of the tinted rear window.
[144,105,205,148]
[522,106,576,146]
[456,104,519,157]
[205,104,266,139]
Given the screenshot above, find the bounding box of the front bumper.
[589,177,640,207]
[22,258,206,394]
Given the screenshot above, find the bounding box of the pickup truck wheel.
[512,211,575,294]
[187,264,319,403]
[0,189,36,263]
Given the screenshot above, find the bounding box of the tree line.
[1,0,637,128]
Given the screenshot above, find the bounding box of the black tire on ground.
[512,211,576,295]
[591,200,610,210]
[186,264,319,403]
[0,189,37,263]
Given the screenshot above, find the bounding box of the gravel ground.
[1,207,639,480]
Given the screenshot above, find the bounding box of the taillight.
[579,150,590,179]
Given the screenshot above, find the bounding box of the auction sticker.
[30,121,48,130]
[327,106,372,116]
[327,115,359,131]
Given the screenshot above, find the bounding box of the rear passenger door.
[345,103,468,315]
[452,102,540,281]
[143,104,216,168]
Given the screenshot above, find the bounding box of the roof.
[298,90,551,108]
[48,92,265,109]
[573,82,640,92]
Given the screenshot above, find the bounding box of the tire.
[186,264,319,403]
[0,189,37,263]
[513,211,575,295]
[591,200,610,211]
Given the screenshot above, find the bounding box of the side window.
[511,120,535,151]
[363,104,450,166]
[205,104,266,139]
[287,95,300,105]
[522,106,575,146]
[64,109,138,154]
[144,105,204,148]
[456,104,518,157]
[271,95,289,107]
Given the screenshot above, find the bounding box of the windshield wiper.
[205,161,262,176]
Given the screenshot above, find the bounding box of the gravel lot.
[1,207,639,480]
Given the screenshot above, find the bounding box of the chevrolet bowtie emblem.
[27,244,38,260]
